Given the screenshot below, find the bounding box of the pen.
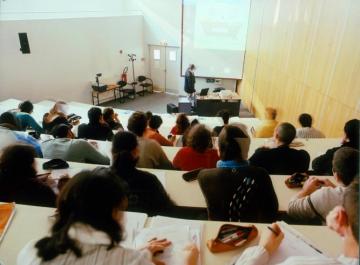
[267,226,279,236]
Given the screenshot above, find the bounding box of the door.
[165,47,181,94]
[149,45,166,92]
[149,45,181,93]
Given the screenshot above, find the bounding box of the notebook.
[268,221,325,265]
[0,202,16,243]
[134,216,203,265]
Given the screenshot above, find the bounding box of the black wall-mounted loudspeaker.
[18,32,31,54]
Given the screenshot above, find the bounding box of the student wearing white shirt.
[234,179,359,265]
[296,113,325,138]
[17,168,198,265]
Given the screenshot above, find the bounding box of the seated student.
[111,131,174,216]
[78,107,114,141]
[145,111,153,124]
[288,147,359,222]
[0,112,43,157]
[15,100,44,134]
[127,112,173,169]
[234,179,359,265]
[144,115,174,146]
[173,124,219,171]
[313,119,359,175]
[170,113,190,136]
[252,107,278,138]
[42,101,77,133]
[249,123,310,174]
[42,124,110,165]
[18,168,199,265]
[103,107,124,131]
[212,109,230,136]
[296,113,325,138]
[198,125,278,222]
[0,144,56,207]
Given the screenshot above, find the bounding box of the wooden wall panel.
[238,0,360,137]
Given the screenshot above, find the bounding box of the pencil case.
[207,224,258,253]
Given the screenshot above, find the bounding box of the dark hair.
[332,147,359,186]
[176,113,190,134]
[127,111,147,137]
[0,144,37,184]
[298,113,312,127]
[276,123,296,145]
[344,178,359,243]
[217,110,230,125]
[219,125,247,161]
[190,119,199,127]
[103,108,114,122]
[344,119,359,149]
[51,124,70,138]
[188,64,195,70]
[0,112,19,130]
[149,115,163,130]
[88,107,102,125]
[187,124,212,153]
[19,100,34,113]
[145,111,153,121]
[35,168,127,261]
[111,131,138,177]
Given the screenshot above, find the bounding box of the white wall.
[0,16,145,103]
[125,0,237,94]
[0,0,135,20]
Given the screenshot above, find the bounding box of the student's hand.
[146,238,172,255]
[71,119,80,126]
[301,176,323,196]
[183,243,199,265]
[321,179,336,188]
[259,223,284,254]
[57,175,70,192]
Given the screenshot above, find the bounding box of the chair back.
[117,80,127,88]
[138,75,147,82]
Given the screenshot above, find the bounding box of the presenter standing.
[184,64,196,108]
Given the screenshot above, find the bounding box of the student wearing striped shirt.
[18,168,199,265]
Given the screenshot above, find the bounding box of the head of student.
[149,115,163,131]
[332,147,359,186]
[298,113,312,128]
[274,122,296,146]
[127,111,147,137]
[327,178,359,252]
[176,113,190,134]
[19,100,34,114]
[264,107,277,120]
[35,168,128,261]
[187,124,212,153]
[103,107,115,122]
[217,109,230,125]
[145,111,153,122]
[0,144,37,183]
[88,107,103,125]
[111,131,139,176]
[0,112,19,130]
[343,119,359,149]
[51,124,74,139]
[218,125,250,161]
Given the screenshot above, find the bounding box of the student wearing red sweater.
[173,124,219,171]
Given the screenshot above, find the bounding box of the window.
[169,50,177,61]
[153,49,161,60]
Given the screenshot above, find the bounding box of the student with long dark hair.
[18,168,199,265]
[0,144,56,207]
[111,131,174,216]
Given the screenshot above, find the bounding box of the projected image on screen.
[182,0,250,79]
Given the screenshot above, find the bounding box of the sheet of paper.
[121,211,148,248]
[134,225,193,265]
[268,221,325,265]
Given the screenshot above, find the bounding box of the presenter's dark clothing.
[78,123,114,141]
[198,166,278,222]
[249,145,310,174]
[184,69,196,94]
[110,167,174,216]
[312,142,359,175]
